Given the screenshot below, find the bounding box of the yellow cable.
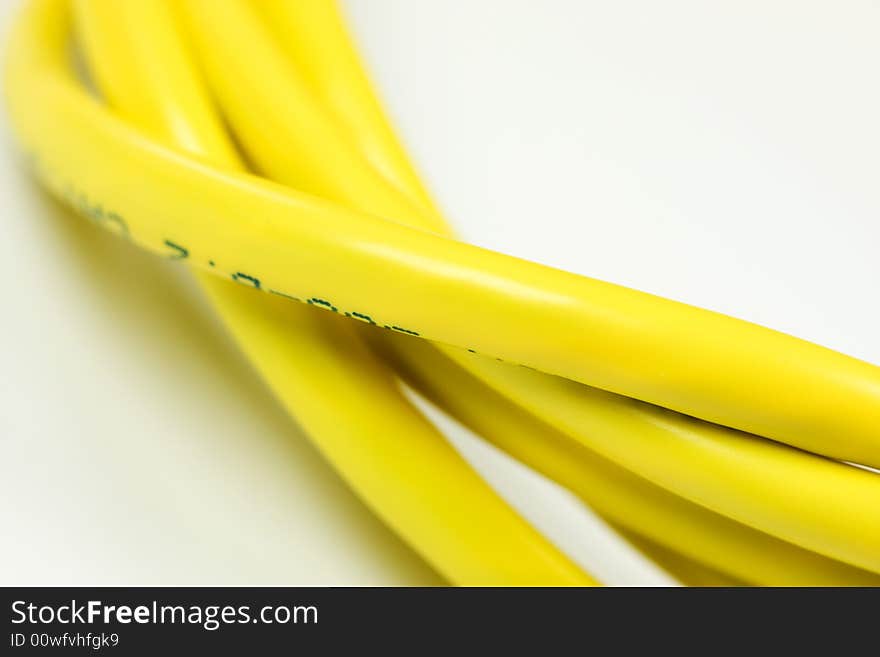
[248,0,880,584]
[67,0,596,587]
[252,0,436,211]
[5,0,880,585]
[619,533,746,587]
[20,0,880,473]
[451,353,880,573]
[176,0,880,574]
[375,334,880,586]
[199,0,817,585]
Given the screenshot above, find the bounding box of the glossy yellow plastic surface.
[59,0,596,586]
[377,335,880,586]
[619,534,746,587]
[452,354,880,573]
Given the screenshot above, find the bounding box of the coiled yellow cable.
[5,0,880,585]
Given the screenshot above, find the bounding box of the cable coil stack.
[5,0,880,585]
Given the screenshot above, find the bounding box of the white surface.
[2,0,879,585]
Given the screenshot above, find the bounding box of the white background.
[1,0,878,585]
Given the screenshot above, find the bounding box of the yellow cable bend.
[176,0,880,571]
[180,0,880,469]
[375,334,880,586]
[64,0,596,587]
